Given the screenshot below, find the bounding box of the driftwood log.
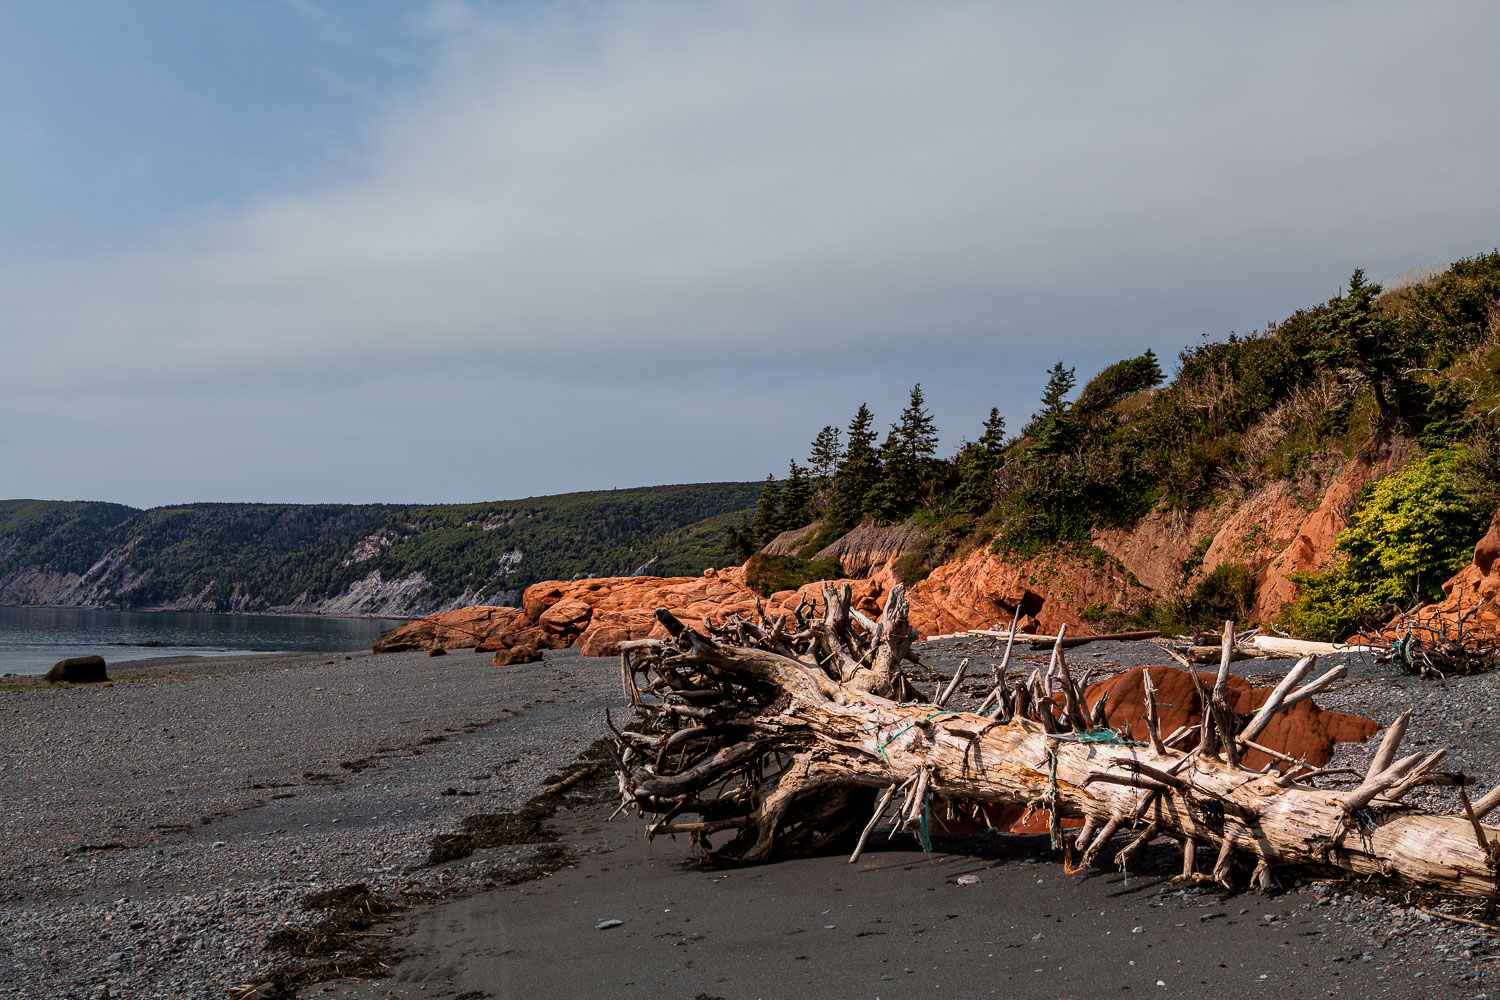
[608,584,1500,897]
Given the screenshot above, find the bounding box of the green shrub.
[1336,450,1486,605]
[1188,562,1255,623]
[1286,449,1489,639]
[744,553,845,596]
[1285,564,1385,642]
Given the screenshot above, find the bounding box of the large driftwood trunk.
[608,585,1500,897]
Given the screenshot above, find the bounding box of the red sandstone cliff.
[375,446,1425,657]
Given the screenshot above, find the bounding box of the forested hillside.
[737,250,1500,639]
[0,482,760,615]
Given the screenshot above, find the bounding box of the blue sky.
[2,1,1498,508]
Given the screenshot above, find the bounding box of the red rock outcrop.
[372,568,891,658]
[371,605,526,652]
[907,545,1152,636]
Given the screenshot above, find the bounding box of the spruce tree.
[828,404,881,530]
[777,461,813,532]
[954,407,1006,515]
[1311,268,1409,426]
[808,425,843,508]
[872,384,940,520]
[750,473,781,545]
[1030,362,1076,455]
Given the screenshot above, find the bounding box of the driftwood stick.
[1387,750,1449,801]
[849,784,898,863]
[1045,624,1069,699]
[935,658,969,709]
[1238,655,1318,745]
[1178,837,1197,877]
[1472,782,1500,820]
[1367,709,1414,779]
[1458,784,1494,859]
[1141,668,1167,755]
[1280,663,1349,709]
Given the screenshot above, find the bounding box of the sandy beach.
[5,639,1500,999]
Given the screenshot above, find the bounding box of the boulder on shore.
[46,655,108,683]
[492,643,542,666]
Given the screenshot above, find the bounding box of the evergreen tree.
[750,473,781,545]
[1311,269,1410,426]
[777,461,813,532]
[723,513,757,561]
[828,404,881,529]
[868,427,908,521]
[895,383,939,469]
[1030,362,1076,454]
[872,384,941,519]
[808,425,843,507]
[953,408,1007,514]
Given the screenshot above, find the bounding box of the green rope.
[876,711,959,761]
[918,791,933,853]
[1072,727,1147,747]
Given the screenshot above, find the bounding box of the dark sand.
[320,799,1402,1000]
[5,638,1498,999]
[313,638,1500,1000]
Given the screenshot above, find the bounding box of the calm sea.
[0,606,409,675]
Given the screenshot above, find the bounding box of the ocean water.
[0,606,409,675]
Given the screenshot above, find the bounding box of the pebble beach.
[5,638,1500,999]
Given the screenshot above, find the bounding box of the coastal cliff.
[0,483,760,617]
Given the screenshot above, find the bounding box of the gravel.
[0,646,627,1000]
[9,633,1500,998]
[919,634,1500,992]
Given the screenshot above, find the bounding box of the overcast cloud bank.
[3,1,1497,505]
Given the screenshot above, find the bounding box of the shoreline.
[4,641,1499,998]
[0,602,418,621]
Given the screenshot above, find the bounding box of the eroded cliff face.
[906,546,1150,636]
[380,450,1421,655]
[1091,443,1414,624]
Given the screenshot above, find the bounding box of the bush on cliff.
[744,553,845,597]
[1187,562,1256,623]
[1286,449,1489,639]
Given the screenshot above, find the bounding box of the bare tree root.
[608,585,1500,897]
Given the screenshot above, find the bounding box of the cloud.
[2,1,1498,503]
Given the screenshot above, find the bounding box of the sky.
[2,1,1497,509]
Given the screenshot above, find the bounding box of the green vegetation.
[0,500,139,575]
[744,553,845,597]
[1287,451,1489,640]
[746,249,1500,635]
[0,483,762,612]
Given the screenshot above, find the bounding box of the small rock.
[1132,926,1145,934]
[595,919,623,930]
[956,874,981,886]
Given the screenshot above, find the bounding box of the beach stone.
[539,598,592,635]
[492,644,541,666]
[46,655,108,683]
